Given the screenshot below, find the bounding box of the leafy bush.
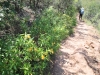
[0,5,76,75]
[84,1,100,24]
[31,6,76,50]
[0,33,53,75]
[74,0,82,11]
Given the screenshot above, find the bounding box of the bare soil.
[50,17,100,75]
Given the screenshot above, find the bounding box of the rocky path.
[50,18,100,75]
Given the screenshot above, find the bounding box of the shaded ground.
[50,17,100,75]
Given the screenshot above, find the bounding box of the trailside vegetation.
[0,0,76,75]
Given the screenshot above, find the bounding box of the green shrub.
[0,6,76,75]
[0,33,53,75]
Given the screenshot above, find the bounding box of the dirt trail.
[50,17,100,75]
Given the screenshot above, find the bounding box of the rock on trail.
[50,18,100,75]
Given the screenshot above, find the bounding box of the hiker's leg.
[79,13,81,21]
[80,14,82,21]
[81,14,83,21]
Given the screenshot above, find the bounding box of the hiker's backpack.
[80,8,84,14]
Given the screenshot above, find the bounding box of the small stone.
[84,45,89,49]
[98,39,100,43]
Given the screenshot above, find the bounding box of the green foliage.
[0,1,76,75]
[0,33,53,75]
[84,1,100,23]
[74,0,82,11]
[31,6,76,50]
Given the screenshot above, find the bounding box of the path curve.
[50,17,100,75]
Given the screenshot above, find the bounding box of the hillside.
[0,0,100,75]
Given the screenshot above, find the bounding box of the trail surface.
[50,17,100,75]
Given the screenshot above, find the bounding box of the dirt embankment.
[50,18,100,75]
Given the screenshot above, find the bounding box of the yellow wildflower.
[28,47,33,52]
[34,47,37,51]
[50,49,54,54]
[44,52,48,56]
[63,14,67,17]
[25,34,31,39]
[27,35,30,38]
[48,49,54,54]
[41,55,45,60]
[52,42,55,45]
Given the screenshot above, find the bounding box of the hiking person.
[79,7,84,21]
